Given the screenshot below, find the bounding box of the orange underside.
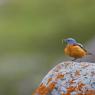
[64,45,87,58]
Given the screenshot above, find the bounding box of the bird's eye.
[68,40,70,42]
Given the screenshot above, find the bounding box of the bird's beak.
[64,39,67,42]
[62,39,66,44]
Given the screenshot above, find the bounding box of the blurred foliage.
[0,0,95,95]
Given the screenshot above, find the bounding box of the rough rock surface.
[32,61,95,95]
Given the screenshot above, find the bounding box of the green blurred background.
[0,0,95,95]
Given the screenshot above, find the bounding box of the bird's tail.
[87,52,93,55]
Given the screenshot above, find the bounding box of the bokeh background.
[0,0,95,95]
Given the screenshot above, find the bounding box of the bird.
[64,38,92,61]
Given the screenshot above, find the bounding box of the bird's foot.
[72,58,77,61]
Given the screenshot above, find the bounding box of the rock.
[32,61,95,95]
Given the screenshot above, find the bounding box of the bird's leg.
[79,59,82,62]
[72,58,77,61]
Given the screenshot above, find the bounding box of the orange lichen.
[32,82,56,95]
[76,94,83,95]
[66,83,85,94]
[64,92,71,95]
[67,86,75,92]
[33,83,49,95]
[69,79,75,84]
[75,70,80,76]
[76,82,85,91]
[48,82,56,91]
[47,78,52,84]
[57,74,64,79]
[85,90,95,95]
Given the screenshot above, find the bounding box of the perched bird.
[64,38,92,61]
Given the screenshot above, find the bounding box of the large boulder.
[32,61,95,95]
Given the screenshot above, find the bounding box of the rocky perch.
[32,61,95,95]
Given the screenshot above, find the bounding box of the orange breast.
[64,45,87,58]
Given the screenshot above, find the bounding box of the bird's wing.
[76,43,87,52]
[73,43,92,55]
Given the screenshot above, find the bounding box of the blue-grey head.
[64,38,77,44]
